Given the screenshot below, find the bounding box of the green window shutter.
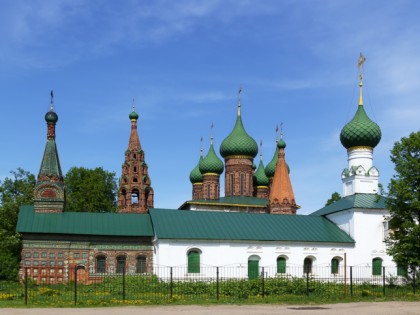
[188,251,200,273]
[116,256,126,274]
[397,265,407,277]
[277,257,286,273]
[331,258,339,274]
[136,256,146,273]
[248,260,259,280]
[372,258,382,276]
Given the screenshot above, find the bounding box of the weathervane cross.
[358,53,366,81]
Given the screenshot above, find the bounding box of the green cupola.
[199,138,224,175]
[129,110,139,120]
[190,156,203,184]
[220,101,258,158]
[254,159,269,187]
[340,65,381,149]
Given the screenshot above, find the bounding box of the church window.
[41,252,47,258]
[207,184,210,199]
[49,253,55,259]
[133,154,137,159]
[240,174,245,195]
[57,252,63,258]
[230,174,234,194]
[134,166,137,172]
[24,252,31,258]
[303,257,312,274]
[133,177,138,182]
[33,252,39,258]
[96,255,106,273]
[277,257,286,274]
[132,189,139,204]
[187,250,201,273]
[116,256,126,274]
[372,258,382,276]
[248,255,260,280]
[33,261,39,266]
[331,258,339,274]
[136,256,147,273]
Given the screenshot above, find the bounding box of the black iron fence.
[0,265,418,305]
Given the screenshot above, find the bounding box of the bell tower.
[34,91,65,213]
[118,101,153,213]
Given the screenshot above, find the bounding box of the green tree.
[65,167,118,212]
[386,131,420,269]
[0,168,36,280]
[325,192,341,206]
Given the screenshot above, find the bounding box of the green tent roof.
[310,193,387,217]
[149,208,354,243]
[16,205,154,237]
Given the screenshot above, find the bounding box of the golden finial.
[237,86,242,116]
[358,53,366,106]
[50,90,54,111]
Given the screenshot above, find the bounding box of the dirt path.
[1,302,420,315]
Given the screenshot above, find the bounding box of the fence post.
[261,267,265,298]
[216,266,219,301]
[24,267,28,305]
[122,264,126,302]
[382,266,386,296]
[170,267,173,299]
[306,272,310,296]
[350,266,353,297]
[74,266,78,305]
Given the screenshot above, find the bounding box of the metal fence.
[0,265,418,305]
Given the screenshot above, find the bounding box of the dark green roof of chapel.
[189,156,203,183]
[254,159,269,187]
[149,208,354,243]
[199,142,224,175]
[16,205,154,237]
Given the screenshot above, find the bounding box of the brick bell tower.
[33,91,65,213]
[118,102,153,213]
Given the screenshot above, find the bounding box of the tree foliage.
[0,168,36,280]
[65,167,118,212]
[386,131,420,269]
[325,192,341,206]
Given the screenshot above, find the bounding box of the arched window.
[248,255,260,280]
[116,256,126,274]
[372,258,382,276]
[132,189,139,204]
[331,258,339,274]
[207,184,210,199]
[187,250,201,273]
[240,174,245,195]
[96,255,106,273]
[136,256,147,274]
[303,257,312,274]
[397,264,407,277]
[277,257,286,274]
[230,174,234,194]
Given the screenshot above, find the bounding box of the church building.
[17,56,396,283]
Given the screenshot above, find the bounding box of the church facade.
[17,59,398,283]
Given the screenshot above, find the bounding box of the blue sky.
[1,0,419,214]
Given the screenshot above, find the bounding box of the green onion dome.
[45,110,58,123]
[254,159,269,187]
[129,110,139,120]
[220,114,258,158]
[340,105,381,149]
[265,145,279,178]
[278,138,286,149]
[189,157,203,184]
[199,142,224,175]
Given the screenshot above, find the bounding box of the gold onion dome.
[199,141,224,175]
[220,103,258,158]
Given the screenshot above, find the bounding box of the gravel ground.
[1,302,420,315]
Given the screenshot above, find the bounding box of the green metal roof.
[149,208,354,243]
[310,193,387,217]
[181,196,269,209]
[16,205,154,237]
